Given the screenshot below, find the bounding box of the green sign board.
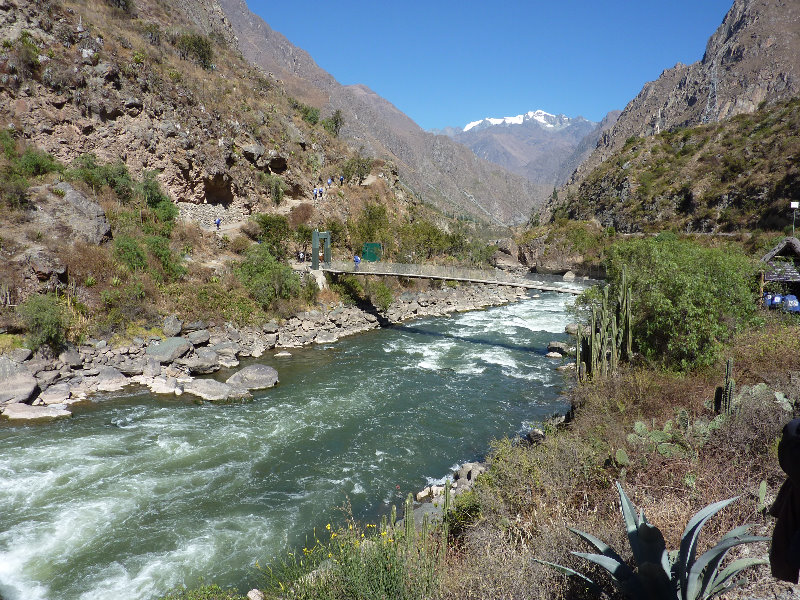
[362,242,382,262]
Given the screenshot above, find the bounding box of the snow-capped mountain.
[463,109,579,133]
[437,109,619,188]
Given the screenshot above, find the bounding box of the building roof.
[761,237,800,282]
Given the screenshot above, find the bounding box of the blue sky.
[246,0,733,130]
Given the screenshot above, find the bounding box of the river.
[0,286,579,600]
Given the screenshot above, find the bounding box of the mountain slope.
[566,0,800,191]
[219,0,547,225]
[555,97,800,233]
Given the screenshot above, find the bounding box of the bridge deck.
[320,261,582,295]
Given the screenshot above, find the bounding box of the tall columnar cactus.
[723,358,735,414]
[579,266,633,380]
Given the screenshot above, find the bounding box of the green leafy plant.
[534,482,768,600]
[235,244,300,309]
[17,293,67,351]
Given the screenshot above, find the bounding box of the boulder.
[8,347,32,363]
[0,356,39,405]
[163,315,183,337]
[262,321,279,334]
[32,182,111,244]
[183,321,207,333]
[314,332,337,344]
[226,364,278,390]
[37,382,74,405]
[182,379,252,402]
[95,366,128,392]
[211,341,241,357]
[547,341,571,355]
[118,359,146,376]
[1,402,71,421]
[186,329,210,346]
[525,428,546,445]
[58,348,83,369]
[142,357,162,378]
[177,348,219,375]
[562,270,576,281]
[274,351,292,358]
[545,351,563,359]
[146,337,192,363]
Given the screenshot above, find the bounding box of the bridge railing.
[324,260,525,284]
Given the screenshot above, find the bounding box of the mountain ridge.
[219,0,547,225]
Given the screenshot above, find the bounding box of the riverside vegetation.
[160,233,799,600]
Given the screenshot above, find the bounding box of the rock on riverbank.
[0,284,528,421]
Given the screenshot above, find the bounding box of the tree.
[342,156,372,184]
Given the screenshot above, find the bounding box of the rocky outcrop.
[561,0,800,197]
[0,356,39,405]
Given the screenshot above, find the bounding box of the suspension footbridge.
[318,261,583,295]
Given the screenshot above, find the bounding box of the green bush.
[604,235,758,370]
[68,154,133,201]
[254,213,291,260]
[15,148,62,177]
[321,109,344,137]
[289,98,320,125]
[17,293,66,351]
[348,203,390,253]
[342,156,372,184]
[137,170,169,207]
[235,244,301,309]
[145,235,186,281]
[114,235,147,271]
[331,274,364,305]
[259,172,285,205]
[370,281,393,312]
[9,31,40,80]
[176,33,213,70]
[0,129,15,157]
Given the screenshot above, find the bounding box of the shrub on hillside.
[235,244,300,309]
[176,33,213,70]
[67,154,133,201]
[604,234,758,370]
[17,293,66,351]
[114,235,147,271]
[342,156,372,184]
[254,213,291,260]
[137,170,169,207]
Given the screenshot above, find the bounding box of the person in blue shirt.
[214,217,221,230]
[354,255,361,271]
[339,175,344,185]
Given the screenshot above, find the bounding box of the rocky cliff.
[219,0,546,225]
[564,0,800,193]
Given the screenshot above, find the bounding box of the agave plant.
[534,482,768,599]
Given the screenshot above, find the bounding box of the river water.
[0,287,579,600]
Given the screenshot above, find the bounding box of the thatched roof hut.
[761,237,800,284]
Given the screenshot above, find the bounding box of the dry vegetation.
[439,316,800,599]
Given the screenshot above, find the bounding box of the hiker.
[339,175,344,185]
[354,255,361,271]
[770,417,800,583]
[214,217,221,231]
[298,251,305,262]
